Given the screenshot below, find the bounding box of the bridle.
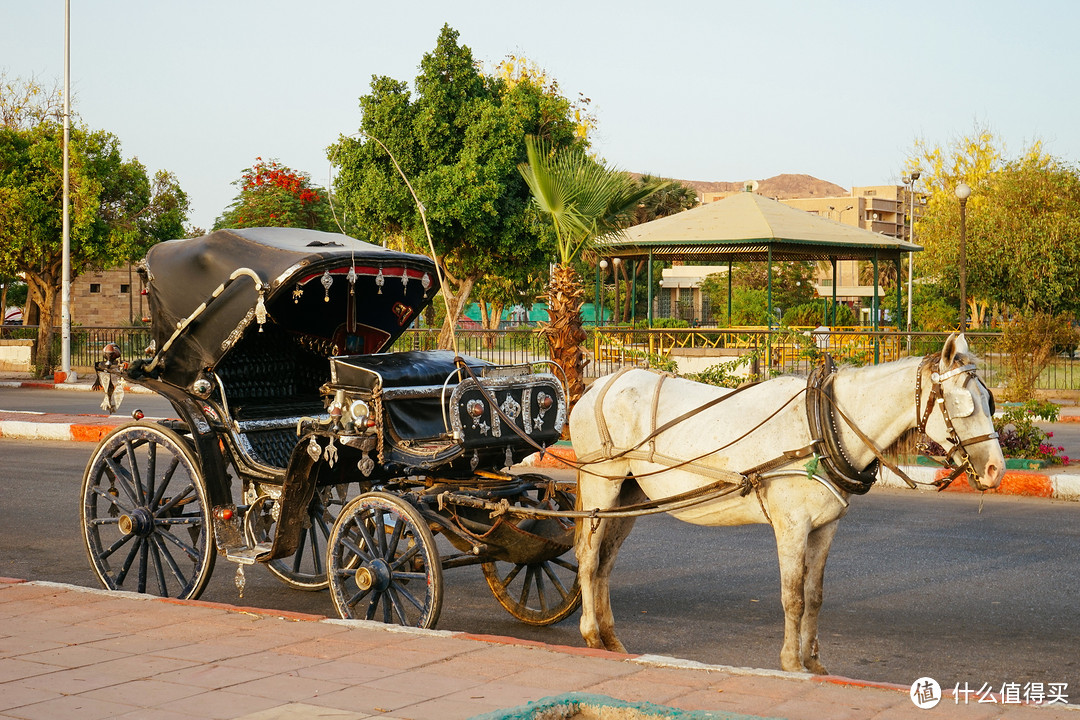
[915,353,999,491]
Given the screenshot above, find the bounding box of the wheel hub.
[118,507,155,537]
[355,558,391,593]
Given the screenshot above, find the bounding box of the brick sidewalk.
[2,579,1074,720]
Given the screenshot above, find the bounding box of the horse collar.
[805,355,878,495]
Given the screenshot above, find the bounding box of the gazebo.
[597,191,922,331]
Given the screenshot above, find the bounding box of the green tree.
[330,26,586,348]
[518,135,664,408]
[909,129,1080,398]
[0,76,188,370]
[213,157,336,231]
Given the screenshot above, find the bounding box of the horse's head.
[918,333,1005,491]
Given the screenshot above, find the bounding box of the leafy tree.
[213,157,336,231]
[330,26,586,348]
[518,135,664,408]
[0,74,188,371]
[908,129,1080,397]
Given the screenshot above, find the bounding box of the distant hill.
[667,173,848,200]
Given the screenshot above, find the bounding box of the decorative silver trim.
[447,373,567,440]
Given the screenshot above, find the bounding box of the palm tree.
[518,136,665,411]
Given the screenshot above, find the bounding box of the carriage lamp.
[347,399,372,428]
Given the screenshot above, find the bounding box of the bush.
[781,301,857,327]
[999,311,1079,401]
[993,399,1069,465]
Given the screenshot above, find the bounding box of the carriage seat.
[330,350,491,390]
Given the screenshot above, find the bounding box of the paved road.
[2,437,1078,697]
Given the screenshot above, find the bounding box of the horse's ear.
[940,332,970,371]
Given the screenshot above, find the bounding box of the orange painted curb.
[529,446,578,468]
[70,423,117,442]
[0,576,28,585]
[935,468,1054,497]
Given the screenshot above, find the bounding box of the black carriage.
[81,227,579,628]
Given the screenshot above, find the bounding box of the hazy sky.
[4,1,1078,231]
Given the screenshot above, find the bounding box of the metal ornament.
[421,272,431,298]
[470,450,480,471]
[358,455,375,477]
[234,565,246,599]
[307,436,322,461]
[321,270,333,301]
[504,446,514,469]
[500,394,522,423]
[323,438,339,467]
[292,284,303,303]
[347,265,357,293]
[376,268,384,294]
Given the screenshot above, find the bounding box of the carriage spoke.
[517,566,535,607]
[149,456,182,509]
[115,536,142,585]
[151,534,191,589]
[105,457,139,507]
[149,536,169,596]
[541,561,571,599]
[137,536,149,594]
[124,438,146,505]
[339,533,369,562]
[344,586,371,609]
[99,529,136,561]
[389,541,421,572]
[391,582,424,611]
[90,486,134,516]
[156,523,203,562]
[154,484,195,517]
[145,442,157,505]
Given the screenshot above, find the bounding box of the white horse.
[570,333,1004,674]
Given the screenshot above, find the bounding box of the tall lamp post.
[598,258,609,326]
[828,205,854,223]
[955,182,971,330]
[903,170,921,351]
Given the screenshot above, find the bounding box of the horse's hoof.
[805,658,828,675]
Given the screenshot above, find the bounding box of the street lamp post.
[955,182,971,330]
[904,171,921,352]
[598,258,609,327]
[828,205,854,223]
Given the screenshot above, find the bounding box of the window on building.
[119,284,130,294]
[89,283,101,294]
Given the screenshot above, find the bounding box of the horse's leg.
[800,519,840,675]
[591,480,646,652]
[773,518,812,673]
[575,468,641,653]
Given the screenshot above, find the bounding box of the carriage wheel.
[481,483,581,626]
[247,485,349,591]
[80,422,214,600]
[327,492,443,628]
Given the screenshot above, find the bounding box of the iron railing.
[9,324,1080,392]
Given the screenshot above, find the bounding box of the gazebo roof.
[599,191,922,262]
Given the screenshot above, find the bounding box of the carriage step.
[224,542,273,566]
[211,505,273,565]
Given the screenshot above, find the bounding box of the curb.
[520,447,1080,503]
[0,379,153,394]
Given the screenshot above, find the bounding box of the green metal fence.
[10,324,1080,393]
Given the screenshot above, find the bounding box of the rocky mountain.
[670,173,848,200]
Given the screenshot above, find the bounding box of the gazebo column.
[894,256,902,332]
[630,259,637,323]
[767,246,774,369]
[646,250,653,328]
[830,257,837,326]
[727,259,732,325]
[594,263,601,328]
